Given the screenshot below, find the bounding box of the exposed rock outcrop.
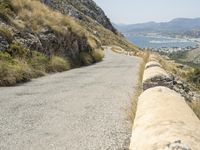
[43,0,117,33]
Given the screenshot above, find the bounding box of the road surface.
[0,49,142,150]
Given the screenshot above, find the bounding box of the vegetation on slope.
[0,0,105,86]
[43,0,141,54]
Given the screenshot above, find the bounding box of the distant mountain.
[115,18,200,35]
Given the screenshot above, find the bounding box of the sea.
[125,34,196,49]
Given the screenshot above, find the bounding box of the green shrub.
[29,51,48,71]
[80,52,94,65]
[188,68,200,86]
[0,59,33,86]
[0,27,13,43]
[8,42,30,59]
[0,0,14,22]
[47,56,70,72]
[91,49,104,62]
[0,51,13,62]
[188,102,200,120]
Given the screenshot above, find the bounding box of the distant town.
[145,38,200,54]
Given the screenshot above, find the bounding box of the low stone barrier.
[145,61,162,69]
[142,58,198,101]
[143,64,173,91]
[129,55,200,149]
[129,86,200,150]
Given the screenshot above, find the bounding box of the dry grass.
[0,49,71,86]
[0,58,33,86]
[0,0,106,86]
[79,16,141,55]
[188,101,200,120]
[47,56,71,73]
[0,26,13,43]
[155,54,193,78]
[126,52,149,124]
[11,0,85,35]
[80,52,94,65]
[91,49,104,62]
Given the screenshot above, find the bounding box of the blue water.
[126,34,196,48]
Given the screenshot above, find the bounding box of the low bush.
[47,55,71,72]
[0,27,13,43]
[125,56,148,124]
[0,58,33,86]
[188,68,200,84]
[0,0,14,23]
[29,51,48,72]
[91,49,104,62]
[80,52,94,65]
[7,42,30,59]
[0,51,13,62]
[188,101,200,120]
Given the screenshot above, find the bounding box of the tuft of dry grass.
[0,58,33,86]
[126,88,142,124]
[91,49,104,62]
[155,54,193,78]
[0,26,13,43]
[11,0,85,35]
[188,101,200,120]
[80,52,94,65]
[47,56,71,73]
[126,52,149,124]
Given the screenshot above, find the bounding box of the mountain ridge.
[115,17,200,34]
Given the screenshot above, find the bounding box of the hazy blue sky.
[93,0,200,24]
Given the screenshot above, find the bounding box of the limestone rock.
[0,35,9,51]
[43,0,117,33]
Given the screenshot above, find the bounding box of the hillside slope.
[185,47,200,64]
[43,0,117,33]
[0,0,140,86]
[43,0,139,51]
[0,0,101,86]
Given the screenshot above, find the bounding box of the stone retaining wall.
[129,87,200,150]
[129,55,200,150]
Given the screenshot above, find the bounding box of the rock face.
[43,0,117,33]
[0,35,9,51]
[0,0,105,65]
[0,22,90,62]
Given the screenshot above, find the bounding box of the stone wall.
[129,55,200,150]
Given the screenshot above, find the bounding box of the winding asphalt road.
[0,49,142,150]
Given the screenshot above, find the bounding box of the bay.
[125,34,196,49]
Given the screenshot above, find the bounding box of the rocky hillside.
[43,0,117,33]
[0,0,104,86]
[42,0,139,51]
[0,0,139,86]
